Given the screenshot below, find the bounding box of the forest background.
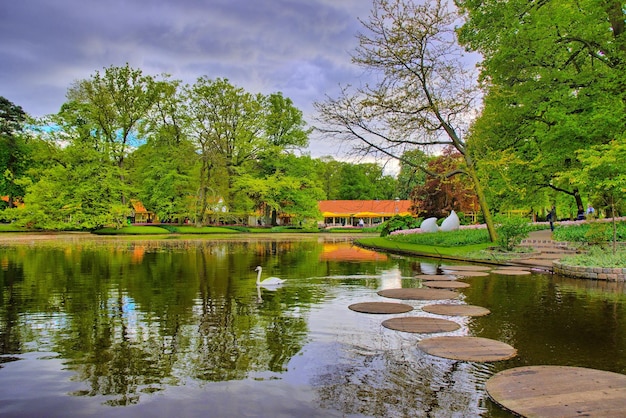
[0,0,624,235]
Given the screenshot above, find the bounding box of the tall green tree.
[337,162,396,200]
[13,143,129,229]
[315,0,497,240]
[240,153,324,226]
[396,149,428,200]
[182,78,310,224]
[129,78,198,222]
[569,138,626,252]
[62,63,159,177]
[0,97,28,207]
[457,0,626,212]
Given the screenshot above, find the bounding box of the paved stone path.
[509,230,577,272]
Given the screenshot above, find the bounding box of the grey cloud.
[1,0,372,155]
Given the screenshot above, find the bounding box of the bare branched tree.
[315,0,496,240]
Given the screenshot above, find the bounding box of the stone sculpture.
[419,210,460,233]
[420,217,439,233]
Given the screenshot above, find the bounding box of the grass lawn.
[93,226,172,235]
[356,237,493,260]
[0,224,28,232]
[169,226,241,234]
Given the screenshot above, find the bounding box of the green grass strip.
[0,224,28,232]
[170,226,240,234]
[93,226,172,235]
[356,237,492,259]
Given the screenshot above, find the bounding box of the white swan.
[255,266,285,287]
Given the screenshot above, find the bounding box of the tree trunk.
[465,157,497,242]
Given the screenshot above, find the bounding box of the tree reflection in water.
[0,235,625,417]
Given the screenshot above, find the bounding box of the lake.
[0,233,625,417]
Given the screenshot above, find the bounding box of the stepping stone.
[417,336,517,362]
[440,265,491,271]
[348,302,413,314]
[444,270,490,277]
[378,288,459,301]
[486,366,626,417]
[423,281,470,289]
[382,316,460,333]
[416,274,458,281]
[422,303,490,317]
[491,269,531,275]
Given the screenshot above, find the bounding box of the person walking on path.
[547,205,556,231]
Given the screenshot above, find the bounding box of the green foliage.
[459,0,626,214]
[494,215,531,251]
[0,223,27,232]
[553,221,626,243]
[561,246,626,268]
[380,215,421,237]
[388,228,491,247]
[0,96,29,205]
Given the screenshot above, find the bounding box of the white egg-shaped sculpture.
[440,210,460,232]
[420,217,439,233]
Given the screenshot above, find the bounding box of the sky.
[0,0,376,159]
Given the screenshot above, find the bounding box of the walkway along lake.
[0,233,625,417]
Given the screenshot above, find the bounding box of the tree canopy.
[315,0,497,240]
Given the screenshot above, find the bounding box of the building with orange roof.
[319,199,415,227]
[129,199,157,224]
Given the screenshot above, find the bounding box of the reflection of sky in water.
[2,237,625,417]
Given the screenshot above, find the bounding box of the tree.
[182,78,311,224]
[129,78,199,223]
[457,0,626,213]
[570,138,626,253]
[0,96,28,207]
[11,143,129,229]
[315,0,497,240]
[412,146,479,219]
[396,149,428,200]
[63,64,159,182]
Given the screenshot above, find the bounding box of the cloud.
[1,0,377,157]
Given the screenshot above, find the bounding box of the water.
[0,233,625,417]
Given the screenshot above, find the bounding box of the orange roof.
[319,200,413,217]
[130,199,149,213]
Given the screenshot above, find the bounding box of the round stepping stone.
[416,274,458,281]
[348,302,413,314]
[382,316,460,333]
[377,288,459,300]
[417,336,517,362]
[443,270,490,277]
[422,304,490,317]
[423,281,470,289]
[491,269,531,275]
[440,265,491,271]
[486,366,626,417]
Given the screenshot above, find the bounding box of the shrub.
[380,215,422,237]
[553,220,626,243]
[561,246,626,268]
[494,215,531,251]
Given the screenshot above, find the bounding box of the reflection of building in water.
[320,243,388,262]
[380,267,402,289]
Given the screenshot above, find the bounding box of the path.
[508,229,577,272]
